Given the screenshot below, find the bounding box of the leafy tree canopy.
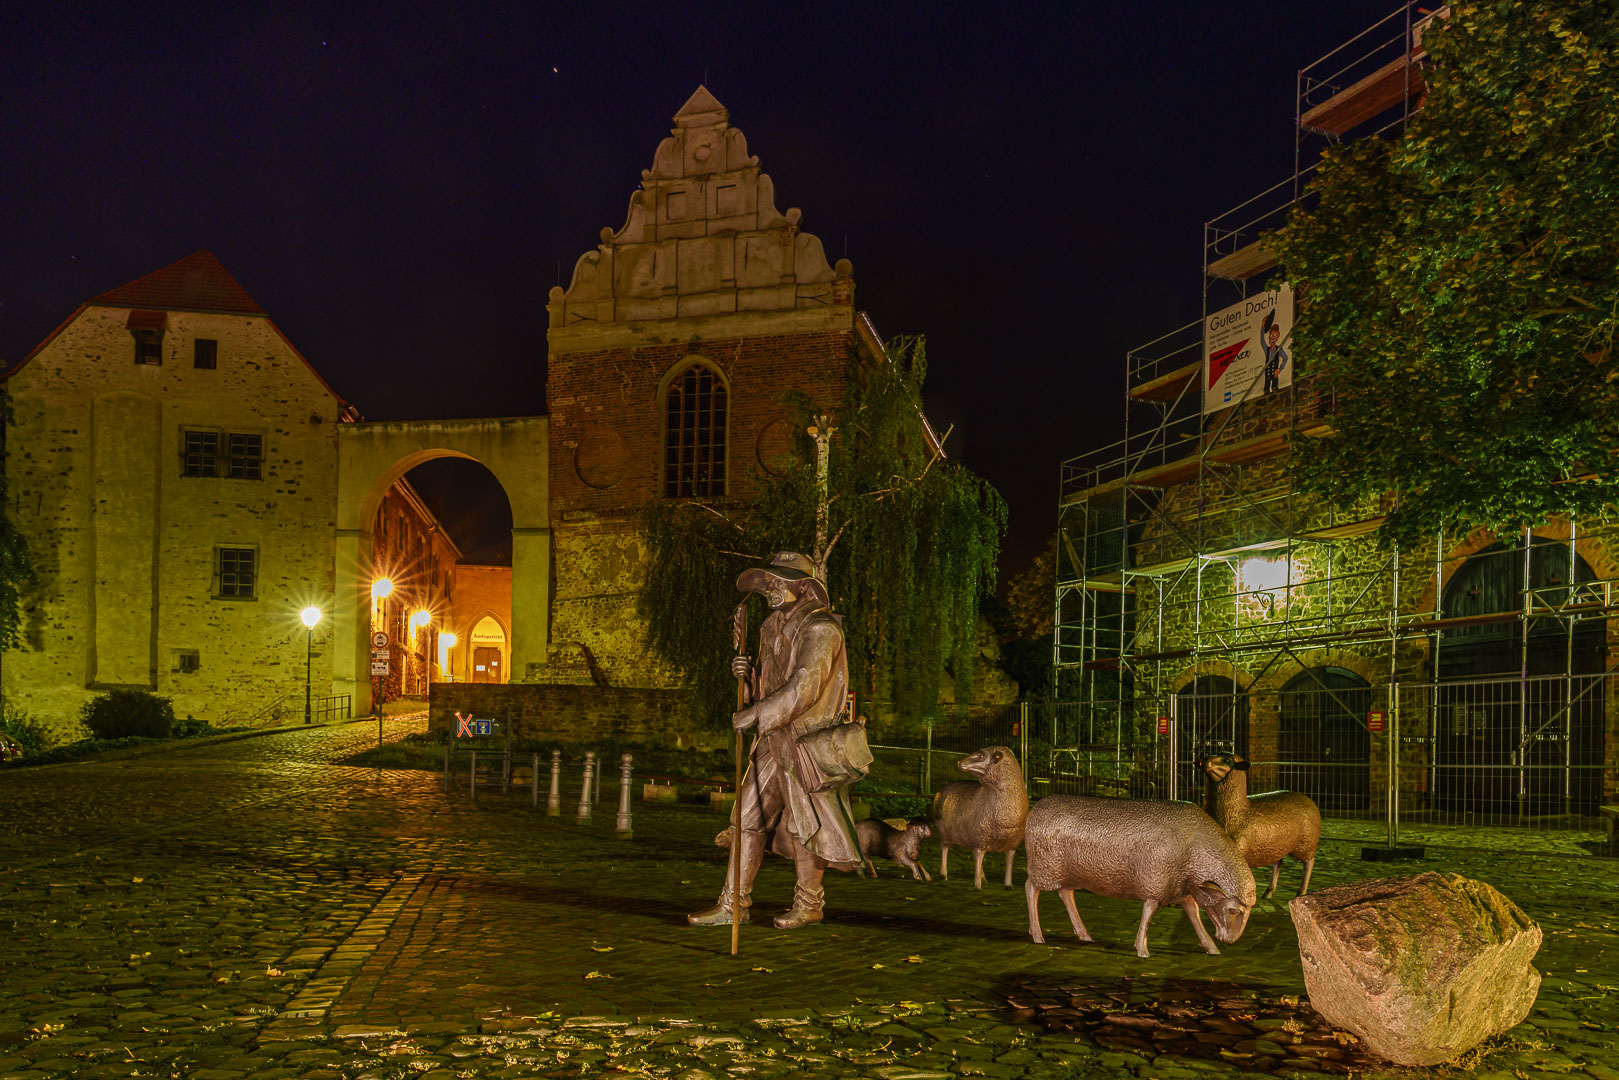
[1272,1,1619,549]
[639,337,1006,728]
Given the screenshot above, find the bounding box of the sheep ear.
[1192,880,1228,905]
[1235,759,1250,771]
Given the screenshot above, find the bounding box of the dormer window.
[127,310,167,365]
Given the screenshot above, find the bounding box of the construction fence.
[863,678,1618,856]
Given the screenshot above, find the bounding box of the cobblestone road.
[1,721,1615,1080]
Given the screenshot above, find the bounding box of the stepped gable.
[548,86,850,330]
[91,250,267,315]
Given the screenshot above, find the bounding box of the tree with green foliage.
[640,337,1006,729]
[1272,1,1619,550]
[0,385,34,652]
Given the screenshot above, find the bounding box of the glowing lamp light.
[300,606,323,629]
[371,577,395,600]
[411,610,432,629]
[1239,556,1291,594]
[440,632,458,649]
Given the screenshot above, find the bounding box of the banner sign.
[1204,283,1294,414]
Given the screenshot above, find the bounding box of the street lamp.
[300,606,322,724]
[440,631,458,683]
[411,610,432,695]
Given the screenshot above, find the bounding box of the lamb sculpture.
[932,746,1028,889]
[1024,794,1256,958]
[856,818,933,881]
[1198,752,1320,898]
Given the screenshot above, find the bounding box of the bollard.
[470,749,478,800]
[577,751,595,823]
[595,753,604,804]
[616,754,634,836]
[531,752,540,808]
[547,749,562,816]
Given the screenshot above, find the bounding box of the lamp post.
[412,609,432,695]
[440,631,458,683]
[300,606,322,724]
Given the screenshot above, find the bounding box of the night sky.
[2,2,1398,573]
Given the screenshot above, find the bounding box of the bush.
[865,794,932,821]
[79,690,175,740]
[1,704,51,754]
[170,713,209,738]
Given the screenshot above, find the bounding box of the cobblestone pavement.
[1,720,1616,1080]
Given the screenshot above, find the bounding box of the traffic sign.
[371,631,389,650]
[370,659,390,676]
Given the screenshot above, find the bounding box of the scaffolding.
[1051,3,1619,847]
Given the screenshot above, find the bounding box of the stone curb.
[3,713,422,772]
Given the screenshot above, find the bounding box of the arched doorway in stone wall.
[1175,675,1250,801]
[1435,539,1607,819]
[334,417,548,716]
[1278,668,1371,812]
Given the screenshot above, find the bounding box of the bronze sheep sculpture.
[1198,752,1320,898]
[932,746,1029,889]
[1023,794,1257,958]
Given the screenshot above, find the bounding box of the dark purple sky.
[2,1,1398,573]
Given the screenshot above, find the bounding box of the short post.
[577,751,595,823]
[531,752,540,808]
[547,749,562,816]
[595,753,604,804]
[470,749,478,800]
[616,754,634,837]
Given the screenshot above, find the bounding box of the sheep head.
[1190,879,1253,944]
[1198,752,1250,784]
[957,745,1015,779]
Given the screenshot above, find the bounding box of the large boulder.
[1288,871,1541,1066]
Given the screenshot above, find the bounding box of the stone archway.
[335,417,548,715]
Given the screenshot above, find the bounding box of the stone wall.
[427,681,720,749]
[3,301,346,734]
[541,88,860,690]
[1117,378,1619,807]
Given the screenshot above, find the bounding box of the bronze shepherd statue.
[688,551,871,929]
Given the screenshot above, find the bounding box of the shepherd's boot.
[773,880,825,929]
[688,828,762,926]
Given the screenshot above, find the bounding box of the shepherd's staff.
[729,598,750,956]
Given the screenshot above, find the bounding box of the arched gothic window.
[663,362,728,498]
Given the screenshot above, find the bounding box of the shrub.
[79,690,175,740]
[171,713,209,738]
[1,704,51,754]
[865,794,932,821]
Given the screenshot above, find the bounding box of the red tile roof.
[90,250,266,315]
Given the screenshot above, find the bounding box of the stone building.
[1054,8,1619,824]
[0,252,499,732]
[538,86,889,687]
[3,87,915,736]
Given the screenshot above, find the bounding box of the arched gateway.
[336,417,548,715]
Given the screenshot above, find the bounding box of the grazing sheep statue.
[1023,794,1257,958]
[933,746,1029,889]
[1198,752,1320,898]
[856,819,933,881]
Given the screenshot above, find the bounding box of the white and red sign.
[1204,284,1294,414]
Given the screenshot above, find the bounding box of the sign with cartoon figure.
[1204,284,1293,414]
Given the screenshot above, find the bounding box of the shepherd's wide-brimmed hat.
[737,551,823,596]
